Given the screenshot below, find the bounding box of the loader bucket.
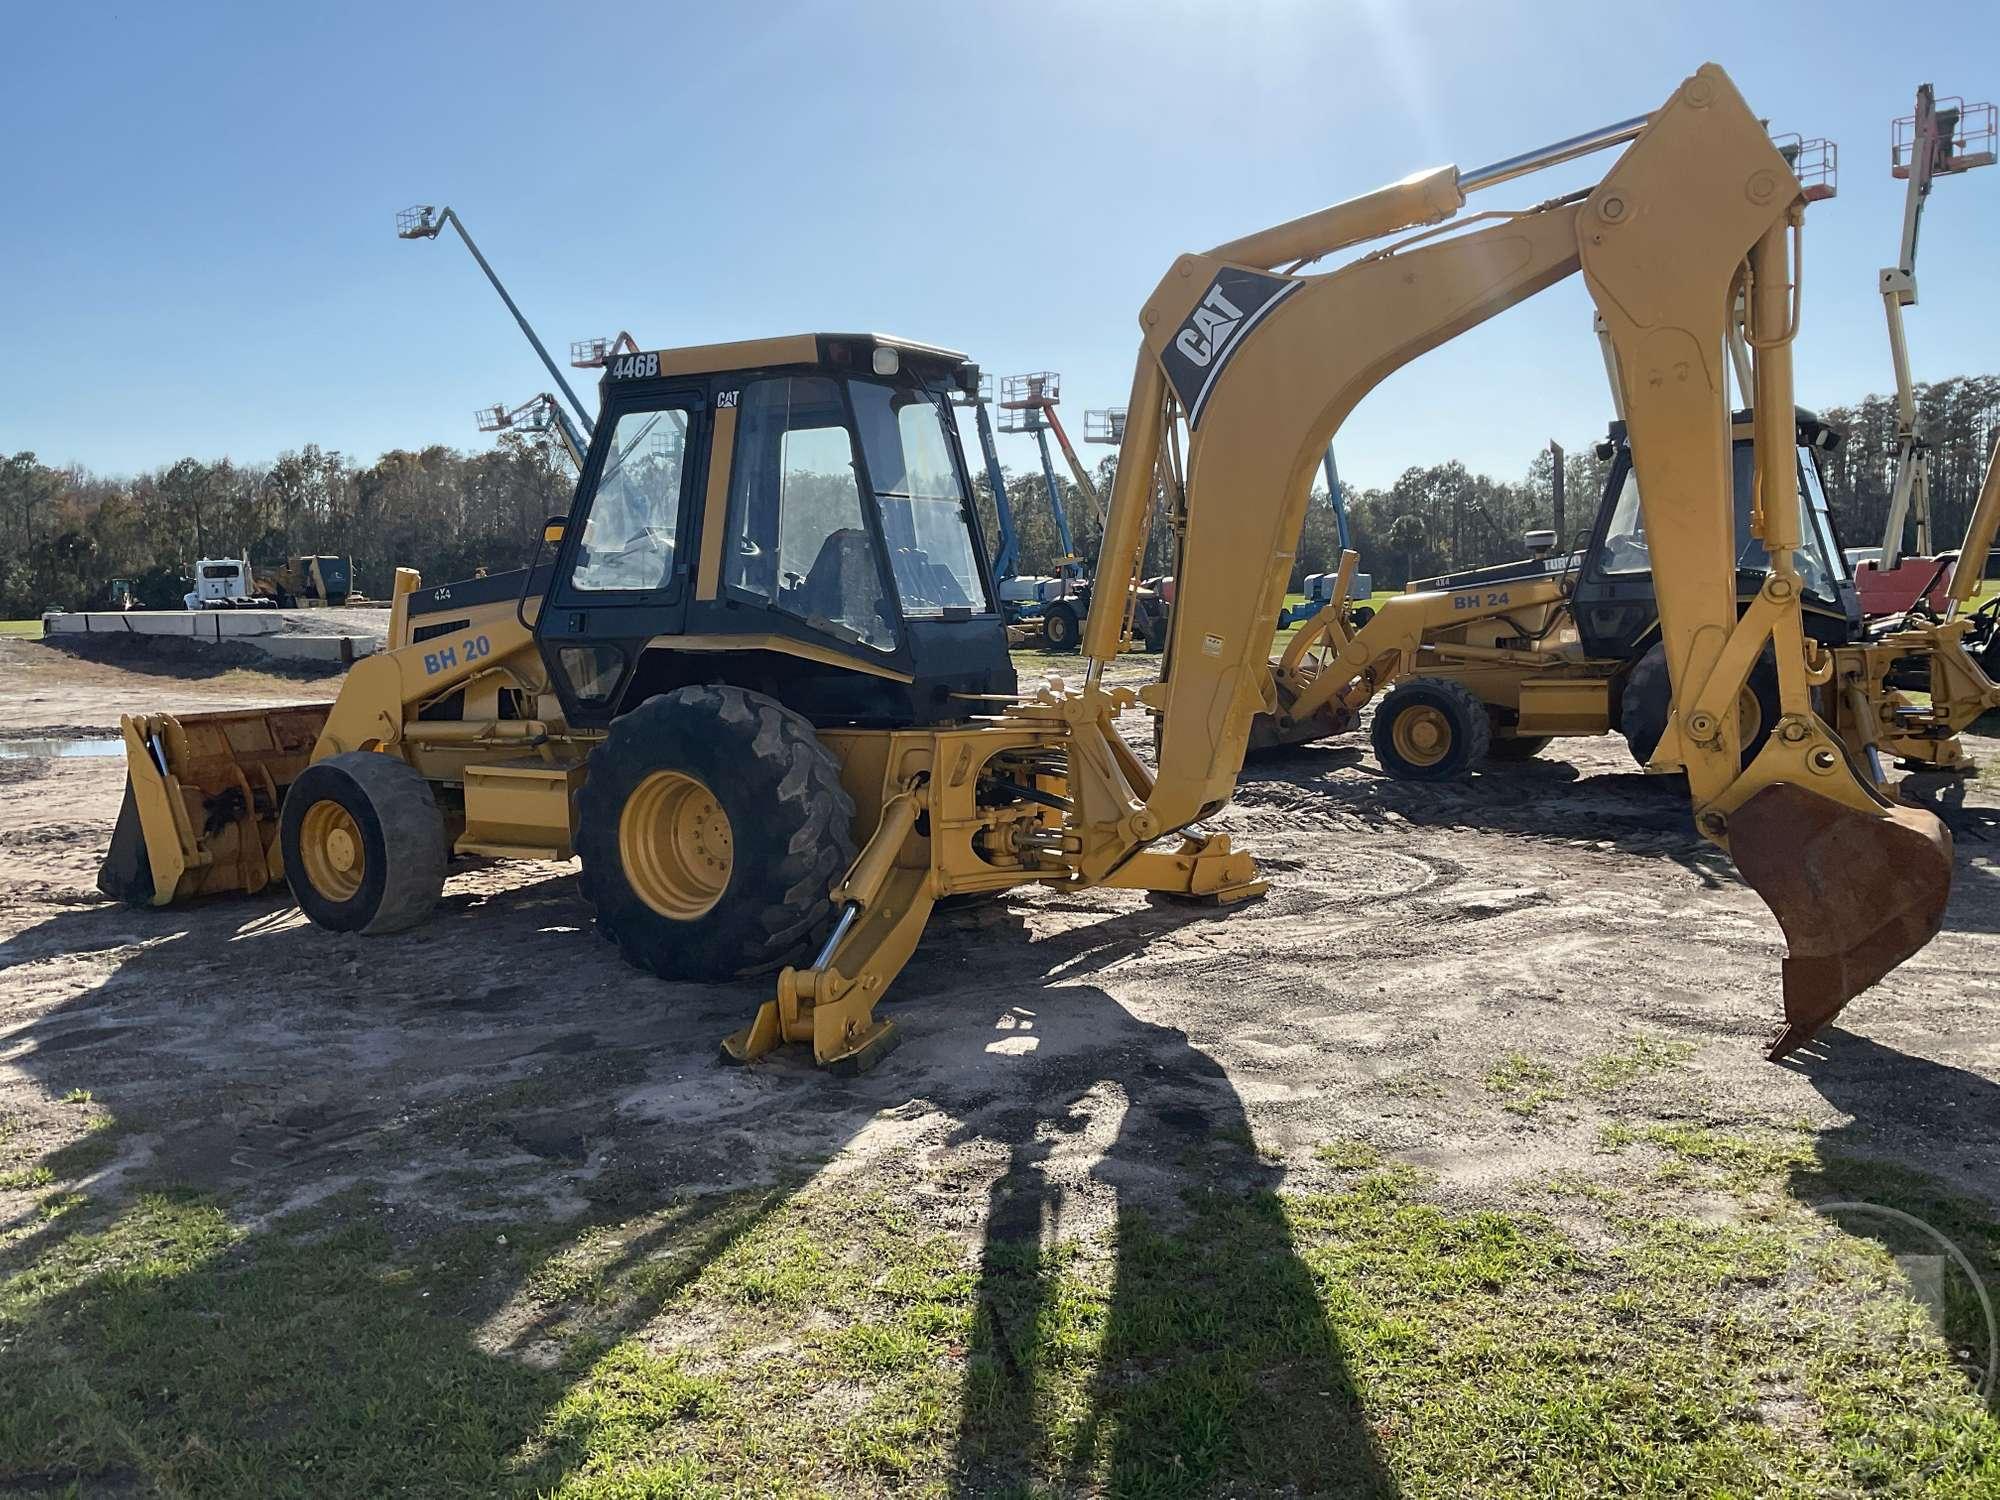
[1246,700,1352,754]
[1245,663,1356,754]
[98,705,332,908]
[1727,782,1954,1060]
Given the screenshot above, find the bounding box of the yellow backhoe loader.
[99,65,1952,1069]
[1259,405,2000,780]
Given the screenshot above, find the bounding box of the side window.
[570,408,690,592]
[724,377,897,651]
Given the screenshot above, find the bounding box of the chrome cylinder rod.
[810,902,860,971]
[1460,113,1652,194]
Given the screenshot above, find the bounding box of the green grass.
[1485,1037,1697,1118]
[0,620,42,639]
[3,1141,1995,1497]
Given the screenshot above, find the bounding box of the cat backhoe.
[1262,403,2000,781]
[99,64,1951,1066]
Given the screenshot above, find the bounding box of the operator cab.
[1570,409,1858,659]
[535,334,1016,729]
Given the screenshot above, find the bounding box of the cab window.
[723,376,897,652]
[1597,443,1845,603]
[570,408,690,592]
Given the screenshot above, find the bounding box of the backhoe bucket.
[98,705,331,908]
[1727,782,1953,1059]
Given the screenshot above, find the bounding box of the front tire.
[282,751,446,934]
[1371,678,1492,781]
[1042,600,1082,653]
[575,685,857,982]
[1620,641,1778,770]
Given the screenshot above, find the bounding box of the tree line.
[982,376,1998,594]
[3,374,1995,619]
[0,438,573,615]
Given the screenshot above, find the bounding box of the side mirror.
[542,517,567,545]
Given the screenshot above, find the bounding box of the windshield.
[1798,450,1849,585]
[850,379,991,616]
[1597,440,1845,602]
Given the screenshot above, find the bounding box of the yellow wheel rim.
[1738,685,1764,746]
[620,770,733,920]
[1391,705,1453,768]
[299,800,366,903]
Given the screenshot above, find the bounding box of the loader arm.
[1077,63,1952,1053]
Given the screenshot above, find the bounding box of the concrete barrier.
[41,609,377,665]
[44,609,284,639]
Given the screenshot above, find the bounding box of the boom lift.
[396,205,597,444]
[475,393,587,469]
[1854,86,1996,614]
[101,67,1950,1068]
[572,332,643,371]
[994,375,1169,654]
[1279,449,1375,629]
[950,374,1052,634]
[996,374,1084,651]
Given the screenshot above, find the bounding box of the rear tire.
[1042,600,1082,653]
[1620,641,1778,770]
[1371,678,1492,781]
[282,751,446,934]
[575,685,857,982]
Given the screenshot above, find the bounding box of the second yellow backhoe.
[1256,404,2000,782]
[99,65,1952,1068]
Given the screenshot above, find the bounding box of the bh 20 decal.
[423,633,492,675]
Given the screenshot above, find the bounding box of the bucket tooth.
[1727,782,1953,1059]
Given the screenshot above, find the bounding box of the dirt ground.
[4,632,1996,1222]
[1,636,1996,1488]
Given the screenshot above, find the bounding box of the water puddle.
[0,736,124,760]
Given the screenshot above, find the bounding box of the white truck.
[183,558,275,610]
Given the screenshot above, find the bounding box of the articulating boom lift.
[103,67,1949,1069]
[1865,86,1995,601]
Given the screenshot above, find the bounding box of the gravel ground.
[0,640,1994,1245]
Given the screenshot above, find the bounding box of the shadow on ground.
[0,873,1393,1495]
[1782,1030,2000,1401]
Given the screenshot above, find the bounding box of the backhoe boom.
[1075,63,1951,1055]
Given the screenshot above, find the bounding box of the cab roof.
[1600,407,1844,453]
[602,332,971,383]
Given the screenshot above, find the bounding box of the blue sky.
[4,1,1996,490]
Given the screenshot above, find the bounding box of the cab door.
[536,386,707,722]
